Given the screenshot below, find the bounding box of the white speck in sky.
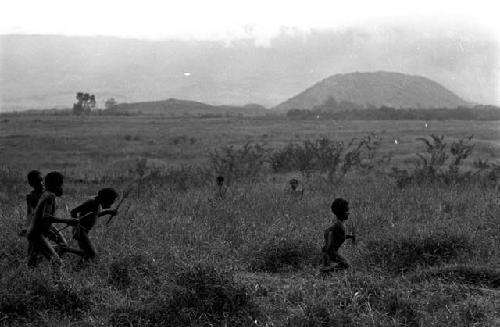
[183,72,191,76]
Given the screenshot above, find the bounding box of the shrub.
[110,264,260,326]
[362,231,474,273]
[270,135,385,183]
[390,134,497,187]
[409,265,500,288]
[286,301,354,327]
[210,142,268,181]
[0,271,93,323]
[248,238,320,273]
[108,254,156,290]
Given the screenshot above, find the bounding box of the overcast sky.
[1,0,499,106]
[2,0,499,43]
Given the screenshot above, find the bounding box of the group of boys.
[22,170,119,276]
[23,171,354,275]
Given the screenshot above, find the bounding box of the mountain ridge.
[112,98,268,116]
[273,71,471,111]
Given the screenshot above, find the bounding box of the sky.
[2,0,499,44]
[1,0,499,107]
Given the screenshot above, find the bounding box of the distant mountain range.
[113,98,268,116]
[2,34,496,112]
[109,72,474,115]
[273,72,470,111]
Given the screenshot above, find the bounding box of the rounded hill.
[273,71,470,111]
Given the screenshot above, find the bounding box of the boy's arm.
[97,209,117,217]
[70,203,86,218]
[44,215,79,225]
[25,196,32,228]
[324,230,333,251]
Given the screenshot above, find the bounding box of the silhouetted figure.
[60,188,118,263]
[23,170,68,247]
[321,198,355,272]
[26,172,78,276]
[216,176,228,199]
[22,170,44,236]
[288,178,304,198]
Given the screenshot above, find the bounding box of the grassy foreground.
[1,173,499,326]
[0,116,499,326]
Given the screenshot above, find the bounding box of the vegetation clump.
[248,238,319,273]
[110,264,260,326]
[108,254,156,290]
[409,265,500,288]
[362,231,474,273]
[0,271,93,323]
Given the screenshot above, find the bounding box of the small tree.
[105,98,118,110]
[73,92,96,115]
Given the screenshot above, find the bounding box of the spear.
[105,184,134,226]
[350,220,357,246]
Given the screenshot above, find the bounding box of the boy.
[288,179,304,198]
[321,198,355,271]
[21,170,44,236]
[27,171,79,274]
[22,170,68,247]
[61,188,118,262]
[216,176,228,199]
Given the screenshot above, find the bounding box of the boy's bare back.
[28,191,56,238]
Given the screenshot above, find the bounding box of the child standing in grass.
[27,171,79,276]
[288,178,304,198]
[22,170,68,248]
[321,198,355,271]
[22,170,44,236]
[216,176,228,199]
[60,188,118,263]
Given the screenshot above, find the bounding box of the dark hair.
[289,179,299,185]
[98,188,118,201]
[44,171,64,188]
[27,170,42,186]
[331,198,349,216]
[216,176,224,183]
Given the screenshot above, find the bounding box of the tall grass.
[0,134,499,325]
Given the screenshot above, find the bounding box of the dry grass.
[0,115,499,326]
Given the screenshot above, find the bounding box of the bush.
[286,301,354,327]
[0,271,93,323]
[362,231,474,273]
[248,238,320,273]
[390,135,498,188]
[108,254,156,290]
[210,142,268,181]
[409,265,500,288]
[110,264,260,326]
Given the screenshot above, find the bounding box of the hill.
[3,34,497,112]
[112,98,268,116]
[273,72,471,111]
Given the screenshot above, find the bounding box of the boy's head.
[289,179,299,190]
[216,176,224,186]
[45,171,64,196]
[27,170,43,190]
[97,188,118,208]
[331,198,349,220]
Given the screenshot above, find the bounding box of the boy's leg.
[46,226,68,246]
[76,231,96,261]
[331,252,349,269]
[28,235,63,276]
[27,240,40,267]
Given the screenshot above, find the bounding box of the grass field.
[1,114,499,326]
